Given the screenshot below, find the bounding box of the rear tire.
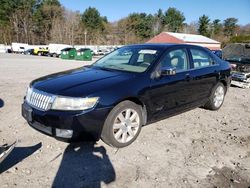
[101,101,143,148]
[204,82,226,110]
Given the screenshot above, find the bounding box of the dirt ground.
[0,53,250,188]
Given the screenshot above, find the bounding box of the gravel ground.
[0,53,250,188]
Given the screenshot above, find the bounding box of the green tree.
[163,7,185,32]
[198,15,211,37]
[15,0,37,43]
[82,7,105,31]
[126,13,154,43]
[223,17,238,37]
[0,0,37,43]
[0,0,18,26]
[138,14,154,39]
[116,18,130,44]
[229,35,250,43]
[212,19,222,36]
[81,7,107,44]
[0,0,17,43]
[0,2,246,46]
[32,0,63,44]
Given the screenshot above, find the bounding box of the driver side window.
[160,49,189,72]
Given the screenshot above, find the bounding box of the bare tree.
[50,9,82,45]
[183,22,199,34]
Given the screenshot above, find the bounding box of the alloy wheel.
[112,108,140,143]
[213,85,225,108]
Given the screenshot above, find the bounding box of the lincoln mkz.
[22,44,231,147]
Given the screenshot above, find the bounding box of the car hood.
[31,67,134,97]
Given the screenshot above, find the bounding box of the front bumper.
[22,102,112,141]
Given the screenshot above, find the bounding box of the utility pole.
[84,30,87,47]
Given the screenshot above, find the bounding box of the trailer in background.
[11,43,29,53]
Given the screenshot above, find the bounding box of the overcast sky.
[60,0,250,25]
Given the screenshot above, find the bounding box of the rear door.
[187,47,219,102]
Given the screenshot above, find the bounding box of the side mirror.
[161,67,176,76]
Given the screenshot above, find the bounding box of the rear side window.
[190,49,214,68]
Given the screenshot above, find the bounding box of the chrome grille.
[26,88,54,111]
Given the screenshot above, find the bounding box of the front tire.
[204,82,226,110]
[101,101,143,148]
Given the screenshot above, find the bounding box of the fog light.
[55,129,73,138]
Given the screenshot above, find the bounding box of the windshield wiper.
[93,66,117,72]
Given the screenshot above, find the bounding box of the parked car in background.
[95,49,105,55]
[24,49,34,55]
[22,44,231,148]
[0,44,7,53]
[48,43,72,57]
[211,50,222,59]
[6,49,12,53]
[223,43,250,88]
[33,47,49,56]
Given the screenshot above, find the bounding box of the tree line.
[0,0,249,45]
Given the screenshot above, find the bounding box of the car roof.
[124,43,206,50]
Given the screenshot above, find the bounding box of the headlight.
[51,96,99,111]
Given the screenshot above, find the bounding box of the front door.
[147,47,193,119]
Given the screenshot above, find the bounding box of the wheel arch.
[116,97,147,126]
[219,79,228,93]
[220,79,227,87]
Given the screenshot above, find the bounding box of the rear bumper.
[22,102,112,141]
[231,80,250,89]
[231,72,250,88]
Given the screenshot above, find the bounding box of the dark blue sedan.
[22,44,231,147]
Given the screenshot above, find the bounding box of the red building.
[147,32,221,50]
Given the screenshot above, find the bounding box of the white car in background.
[48,43,72,57]
[0,44,7,53]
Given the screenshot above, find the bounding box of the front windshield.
[92,47,161,73]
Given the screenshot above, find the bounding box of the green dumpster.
[75,48,92,61]
[61,48,76,60]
